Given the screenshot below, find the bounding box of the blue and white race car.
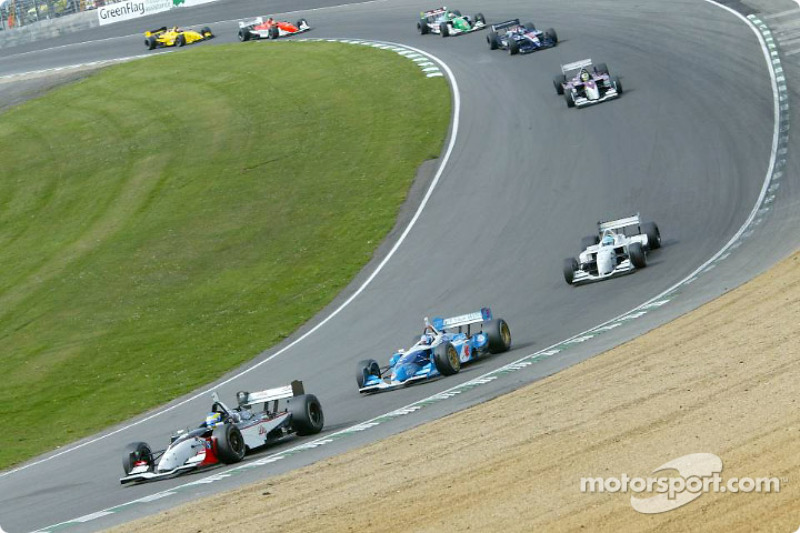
[486,19,557,55]
[356,307,511,394]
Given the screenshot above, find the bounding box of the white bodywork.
[570,215,651,284]
[561,58,620,107]
[120,382,302,483]
[239,17,310,39]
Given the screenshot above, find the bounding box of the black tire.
[593,62,609,75]
[545,28,558,43]
[451,9,462,16]
[484,318,511,354]
[564,90,575,108]
[176,34,186,47]
[581,235,599,251]
[201,26,212,38]
[487,31,499,50]
[356,358,381,388]
[613,75,623,94]
[288,394,325,435]
[122,442,152,474]
[238,29,249,41]
[214,423,245,463]
[524,21,536,31]
[553,74,566,95]
[629,242,647,269]
[418,21,429,34]
[474,13,485,25]
[641,222,661,250]
[146,36,157,50]
[509,39,519,55]
[439,21,450,37]
[268,25,279,39]
[433,342,460,376]
[563,257,578,285]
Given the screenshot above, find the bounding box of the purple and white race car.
[553,59,622,108]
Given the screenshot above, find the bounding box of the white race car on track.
[120,381,323,484]
[563,214,661,285]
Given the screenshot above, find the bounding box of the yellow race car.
[144,26,214,50]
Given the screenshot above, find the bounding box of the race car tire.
[297,18,308,29]
[553,74,566,95]
[642,222,661,250]
[485,318,512,354]
[451,9,462,16]
[581,235,599,251]
[356,358,381,388]
[545,28,558,44]
[201,26,213,39]
[524,21,536,31]
[563,258,578,285]
[214,423,246,464]
[288,394,325,435]
[593,62,609,75]
[613,75,624,94]
[439,22,450,37]
[122,442,153,474]
[475,13,486,25]
[565,90,576,108]
[418,21,429,34]
[629,243,647,269]
[176,34,186,47]
[487,31,499,50]
[509,39,520,55]
[146,36,157,50]
[433,342,460,376]
[238,29,250,41]
[269,25,279,39]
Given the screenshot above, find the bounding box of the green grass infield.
[0,42,450,469]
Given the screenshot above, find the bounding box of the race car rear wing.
[145,26,167,36]
[561,59,593,74]
[422,7,447,16]
[232,380,305,408]
[432,307,492,331]
[598,213,641,233]
[238,17,263,28]
[491,19,522,32]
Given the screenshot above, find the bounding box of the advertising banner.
[97,0,171,26]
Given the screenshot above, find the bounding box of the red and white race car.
[120,380,323,484]
[237,16,311,41]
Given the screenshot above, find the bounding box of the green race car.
[417,7,486,37]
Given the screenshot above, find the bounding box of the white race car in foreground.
[563,214,661,285]
[120,381,323,484]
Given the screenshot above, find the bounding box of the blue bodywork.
[489,19,557,54]
[359,308,498,393]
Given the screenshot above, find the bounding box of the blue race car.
[486,19,557,55]
[356,307,511,394]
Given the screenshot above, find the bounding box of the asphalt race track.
[2,0,800,531]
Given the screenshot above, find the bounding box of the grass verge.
[0,42,449,469]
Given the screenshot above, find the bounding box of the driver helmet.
[601,233,614,246]
[419,333,434,345]
[580,69,591,82]
[205,412,223,428]
[447,11,456,19]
